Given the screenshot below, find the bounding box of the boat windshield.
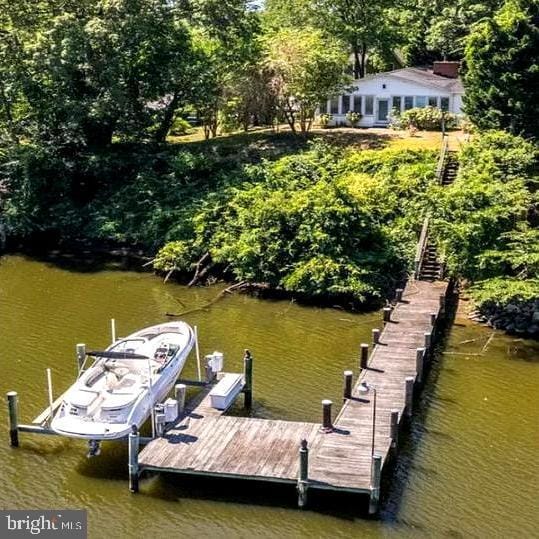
[110,339,145,354]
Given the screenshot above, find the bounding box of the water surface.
[1,255,537,538]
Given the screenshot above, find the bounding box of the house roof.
[357,67,464,94]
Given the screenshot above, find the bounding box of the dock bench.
[209,373,244,410]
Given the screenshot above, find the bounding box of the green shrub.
[319,113,332,128]
[153,240,193,272]
[396,107,456,131]
[169,117,194,136]
[345,111,361,127]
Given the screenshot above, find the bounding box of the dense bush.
[429,130,538,325]
[390,107,457,131]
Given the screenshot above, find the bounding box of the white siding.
[323,74,463,127]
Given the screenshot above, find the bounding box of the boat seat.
[68,388,100,409]
[101,391,140,410]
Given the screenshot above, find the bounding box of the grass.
[168,125,460,162]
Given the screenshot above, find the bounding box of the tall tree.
[265,27,350,133]
[464,0,539,139]
[314,0,399,78]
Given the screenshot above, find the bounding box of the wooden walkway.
[138,278,449,510]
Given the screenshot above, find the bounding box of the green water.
[1,254,538,538]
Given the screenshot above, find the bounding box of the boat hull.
[51,321,194,440]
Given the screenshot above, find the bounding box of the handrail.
[435,135,449,184]
[414,217,429,279]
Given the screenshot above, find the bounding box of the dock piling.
[395,288,403,302]
[390,409,399,449]
[76,344,86,374]
[128,426,140,493]
[297,439,309,508]
[6,391,19,447]
[243,349,253,409]
[174,383,186,417]
[382,307,391,324]
[439,294,446,315]
[155,410,166,437]
[404,377,415,417]
[369,454,382,515]
[372,329,381,345]
[424,331,432,350]
[321,399,333,433]
[360,343,369,370]
[416,348,425,383]
[343,371,353,401]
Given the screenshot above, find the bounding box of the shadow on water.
[379,286,459,525]
[142,472,373,521]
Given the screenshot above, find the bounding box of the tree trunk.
[359,42,367,79]
[154,93,179,143]
[353,46,362,79]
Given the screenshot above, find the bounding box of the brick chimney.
[433,61,460,78]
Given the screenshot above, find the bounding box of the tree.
[265,28,350,133]
[0,0,196,148]
[314,0,399,78]
[463,0,539,139]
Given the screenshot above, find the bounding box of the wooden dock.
[138,278,449,512]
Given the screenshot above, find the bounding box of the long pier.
[137,278,448,513]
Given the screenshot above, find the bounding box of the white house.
[320,63,464,128]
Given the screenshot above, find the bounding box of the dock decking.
[138,278,449,508]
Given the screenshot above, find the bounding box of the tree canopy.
[463,0,539,139]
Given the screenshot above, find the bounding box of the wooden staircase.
[415,139,459,281]
[441,152,458,186]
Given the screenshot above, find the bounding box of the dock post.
[174,383,186,417]
[382,307,391,324]
[360,343,369,370]
[76,343,86,374]
[343,370,353,401]
[321,399,333,433]
[6,392,19,447]
[243,349,253,409]
[390,410,399,449]
[430,313,437,327]
[155,411,166,437]
[416,348,425,383]
[395,288,403,302]
[424,331,432,350]
[297,439,309,508]
[372,328,380,345]
[404,377,415,417]
[128,426,139,493]
[369,454,382,515]
[439,294,446,315]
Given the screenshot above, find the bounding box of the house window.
[353,95,362,113]
[440,97,450,111]
[392,96,402,113]
[404,96,414,110]
[365,95,374,115]
[415,96,427,108]
[428,96,437,107]
[330,97,339,114]
[342,95,350,113]
[319,101,328,114]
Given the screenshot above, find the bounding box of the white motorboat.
[51,321,195,443]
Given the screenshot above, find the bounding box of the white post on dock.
[76,343,86,375]
[46,368,54,425]
[175,383,186,418]
[111,318,116,344]
[194,325,201,382]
